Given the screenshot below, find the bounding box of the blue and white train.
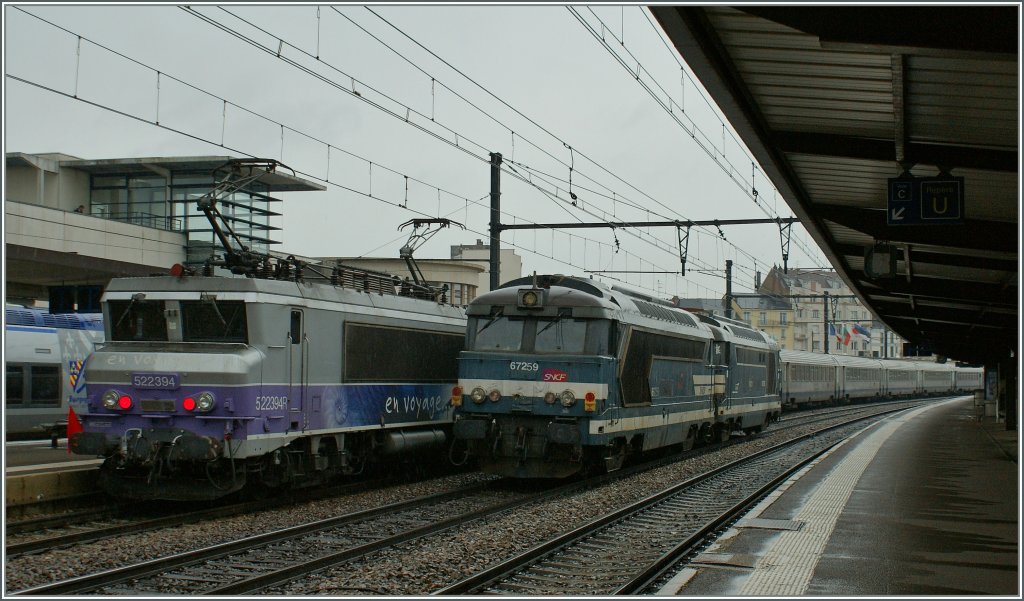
[70,264,466,500]
[452,275,782,478]
[5,306,104,440]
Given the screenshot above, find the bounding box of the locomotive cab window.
[470,315,524,351]
[180,300,247,343]
[109,299,167,341]
[469,313,612,355]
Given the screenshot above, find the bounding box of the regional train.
[5,305,104,440]
[452,274,984,479]
[452,275,782,478]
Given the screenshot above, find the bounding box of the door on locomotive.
[287,308,306,428]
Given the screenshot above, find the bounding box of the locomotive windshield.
[109,299,248,343]
[469,315,611,355]
[181,300,247,343]
[110,299,167,341]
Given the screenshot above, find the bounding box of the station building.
[4,151,517,310]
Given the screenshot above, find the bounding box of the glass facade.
[87,167,282,268]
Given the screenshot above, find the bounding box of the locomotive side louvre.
[73,274,466,500]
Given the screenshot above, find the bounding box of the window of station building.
[812,341,820,351]
[171,173,277,259]
[779,312,788,325]
[759,312,767,325]
[812,309,820,319]
[90,174,170,229]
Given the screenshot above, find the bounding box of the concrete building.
[5,152,324,307]
[451,239,524,293]
[323,241,523,308]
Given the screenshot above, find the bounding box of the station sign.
[886,176,965,225]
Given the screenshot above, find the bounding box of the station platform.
[4,439,103,509]
[659,396,1019,596]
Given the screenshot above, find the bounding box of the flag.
[828,323,839,342]
[842,324,852,346]
[66,406,83,455]
[852,323,871,341]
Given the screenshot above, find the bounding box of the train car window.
[30,365,60,407]
[180,300,247,343]
[290,310,302,345]
[534,317,587,353]
[344,323,463,382]
[6,365,24,405]
[470,317,524,351]
[109,299,167,341]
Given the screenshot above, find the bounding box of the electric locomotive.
[70,267,466,500]
[452,275,781,478]
[69,159,468,500]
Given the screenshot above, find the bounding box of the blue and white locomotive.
[452,275,782,478]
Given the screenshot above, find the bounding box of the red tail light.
[117,395,133,410]
[183,397,196,412]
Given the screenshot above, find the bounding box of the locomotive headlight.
[471,387,486,404]
[559,390,576,407]
[488,389,502,402]
[101,390,119,410]
[195,392,216,413]
[544,392,557,404]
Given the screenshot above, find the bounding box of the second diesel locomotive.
[452,275,782,478]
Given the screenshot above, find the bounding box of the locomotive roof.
[102,275,466,322]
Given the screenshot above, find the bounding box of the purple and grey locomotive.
[70,268,466,501]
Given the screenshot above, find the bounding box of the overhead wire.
[571,6,826,266]
[11,6,767,298]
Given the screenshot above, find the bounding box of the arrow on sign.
[891,207,905,221]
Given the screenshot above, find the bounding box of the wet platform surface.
[660,396,1018,596]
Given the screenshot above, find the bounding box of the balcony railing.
[91,210,182,232]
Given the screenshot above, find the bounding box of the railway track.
[4,473,443,558]
[434,406,907,595]
[8,401,922,595]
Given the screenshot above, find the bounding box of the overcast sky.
[4,3,830,300]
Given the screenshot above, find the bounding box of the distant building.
[319,240,522,308]
[313,256,487,307]
[451,239,524,294]
[758,266,903,357]
[733,293,795,351]
[671,266,903,357]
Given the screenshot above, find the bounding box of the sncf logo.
[542,368,568,382]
